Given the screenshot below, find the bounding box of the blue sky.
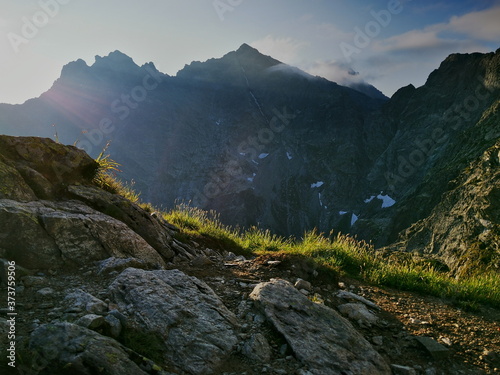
[1,0,499,104]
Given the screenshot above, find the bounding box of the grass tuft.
[101,173,500,308]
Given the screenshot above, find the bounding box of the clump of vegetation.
[93,142,154,212]
[104,173,500,309]
[165,204,500,308]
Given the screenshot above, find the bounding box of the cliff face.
[0,47,499,274]
[0,45,389,238]
[355,51,500,244]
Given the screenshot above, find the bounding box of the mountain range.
[1,44,499,275]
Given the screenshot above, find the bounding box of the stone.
[415,336,451,359]
[22,276,46,288]
[294,278,312,291]
[0,259,31,286]
[242,333,272,363]
[0,136,97,199]
[36,287,55,297]
[0,200,167,270]
[372,336,384,346]
[104,314,122,339]
[97,257,150,275]
[336,290,381,310]
[67,185,175,261]
[108,309,127,326]
[440,336,452,346]
[225,252,237,261]
[249,279,391,375]
[191,255,213,267]
[337,303,379,327]
[107,268,239,374]
[27,322,148,375]
[391,364,417,375]
[267,260,282,266]
[76,314,106,330]
[253,314,266,324]
[64,289,108,315]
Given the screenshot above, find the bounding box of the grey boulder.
[107,268,239,374]
[27,322,148,375]
[249,279,391,375]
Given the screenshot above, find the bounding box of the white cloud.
[304,60,367,85]
[373,4,500,54]
[316,23,353,41]
[373,28,455,53]
[447,5,500,41]
[250,35,308,64]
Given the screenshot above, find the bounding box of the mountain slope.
[0,44,388,237]
[0,46,499,275]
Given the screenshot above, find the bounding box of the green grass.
[93,145,155,212]
[163,204,500,308]
[98,170,500,309]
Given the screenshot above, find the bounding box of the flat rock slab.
[107,268,239,375]
[415,336,451,359]
[28,322,148,375]
[249,279,391,375]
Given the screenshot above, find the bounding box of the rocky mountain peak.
[93,50,140,73]
[176,44,282,84]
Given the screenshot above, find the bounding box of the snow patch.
[339,211,348,215]
[286,152,293,160]
[318,192,323,207]
[351,213,359,226]
[377,193,396,208]
[258,153,269,159]
[247,173,256,182]
[364,192,396,208]
[310,181,324,188]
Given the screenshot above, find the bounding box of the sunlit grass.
[103,175,500,309]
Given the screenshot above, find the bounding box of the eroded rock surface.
[107,268,239,374]
[249,279,391,375]
[28,322,149,375]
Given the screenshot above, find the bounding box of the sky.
[0,0,499,104]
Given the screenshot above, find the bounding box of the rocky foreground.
[0,135,499,374]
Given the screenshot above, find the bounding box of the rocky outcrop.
[0,199,167,269]
[394,138,500,276]
[28,322,149,375]
[0,135,97,201]
[0,135,176,270]
[107,268,239,374]
[68,185,175,260]
[249,279,391,375]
